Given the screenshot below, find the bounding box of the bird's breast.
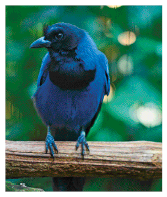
[48,56,96,90]
[34,71,102,131]
[49,69,96,90]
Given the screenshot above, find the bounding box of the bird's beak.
[30,36,51,48]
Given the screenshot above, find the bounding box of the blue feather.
[31,22,110,191]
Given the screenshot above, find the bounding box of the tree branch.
[6,140,162,180]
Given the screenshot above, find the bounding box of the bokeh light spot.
[118,31,136,46]
[136,103,162,127]
[118,54,133,75]
[107,5,122,9]
[130,102,162,128]
[103,85,114,103]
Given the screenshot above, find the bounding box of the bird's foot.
[76,131,89,157]
[45,131,58,157]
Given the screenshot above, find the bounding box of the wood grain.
[6,140,162,180]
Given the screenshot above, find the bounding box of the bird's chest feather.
[34,52,105,131]
[34,73,102,130]
[48,54,96,90]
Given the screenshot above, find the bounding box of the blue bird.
[30,22,110,191]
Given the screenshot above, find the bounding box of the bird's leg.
[45,126,58,157]
[76,128,89,157]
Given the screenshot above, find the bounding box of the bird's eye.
[55,32,63,40]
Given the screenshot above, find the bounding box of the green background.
[6,5,162,191]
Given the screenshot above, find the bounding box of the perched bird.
[30,22,110,191]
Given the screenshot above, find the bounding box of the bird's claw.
[76,131,89,157]
[45,131,58,157]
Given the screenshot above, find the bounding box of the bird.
[30,22,110,191]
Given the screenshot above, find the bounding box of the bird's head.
[30,23,85,52]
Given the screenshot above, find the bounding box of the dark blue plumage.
[30,22,110,191]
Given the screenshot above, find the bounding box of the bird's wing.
[98,51,110,96]
[85,101,103,135]
[37,52,51,87]
[85,52,110,135]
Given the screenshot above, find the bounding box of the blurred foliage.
[6,6,162,191]
[6,181,44,191]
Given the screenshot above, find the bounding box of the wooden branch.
[6,140,162,180]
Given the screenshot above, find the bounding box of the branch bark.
[6,140,162,180]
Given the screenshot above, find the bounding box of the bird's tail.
[51,128,85,191]
[52,177,85,191]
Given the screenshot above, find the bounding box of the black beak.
[30,36,51,48]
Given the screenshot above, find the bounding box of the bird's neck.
[48,49,96,90]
